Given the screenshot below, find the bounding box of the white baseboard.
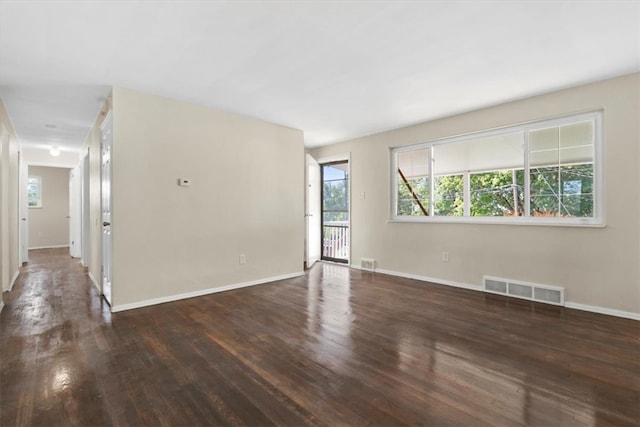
[9,269,19,291]
[564,302,640,321]
[111,271,305,313]
[88,271,100,293]
[29,245,69,250]
[353,265,483,292]
[351,265,639,321]
[1,269,21,313]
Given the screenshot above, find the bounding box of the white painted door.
[68,167,82,258]
[306,154,321,267]
[19,153,28,264]
[101,112,113,305]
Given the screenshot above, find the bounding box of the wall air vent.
[533,287,563,305]
[508,283,533,299]
[485,278,508,294]
[361,258,376,272]
[483,276,564,306]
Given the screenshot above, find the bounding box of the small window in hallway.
[28,176,42,208]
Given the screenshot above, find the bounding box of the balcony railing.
[323,221,349,261]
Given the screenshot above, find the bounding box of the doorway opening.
[25,166,72,253]
[321,161,349,264]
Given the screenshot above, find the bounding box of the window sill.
[388,216,605,228]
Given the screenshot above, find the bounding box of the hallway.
[1,249,639,426]
[1,249,110,425]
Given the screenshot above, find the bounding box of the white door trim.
[100,110,113,307]
[18,151,28,265]
[305,154,321,268]
[69,166,82,258]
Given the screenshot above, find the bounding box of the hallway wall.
[0,98,20,295]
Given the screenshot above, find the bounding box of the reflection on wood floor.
[1,248,638,426]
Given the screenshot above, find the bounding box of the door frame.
[317,153,351,265]
[69,166,82,258]
[305,154,321,268]
[100,110,113,306]
[18,151,28,265]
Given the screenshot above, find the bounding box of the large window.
[391,112,602,225]
[28,176,42,208]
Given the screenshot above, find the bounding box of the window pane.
[432,131,524,217]
[434,132,524,174]
[529,166,594,217]
[432,142,465,217]
[323,211,348,223]
[397,176,429,216]
[323,180,347,211]
[433,175,463,216]
[470,170,523,216]
[530,126,558,152]
[529,121,594,217]
[397,148,429,177]
[530,166,560,215]
[560,120,593,148]
[397,148,429,216]
[323,163,349,224]
[27,176,41,207]
[560,120,593,165]
[560,164,593,217]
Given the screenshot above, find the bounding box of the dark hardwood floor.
[1,248,639,426]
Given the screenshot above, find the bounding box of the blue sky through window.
[323,165,347,181]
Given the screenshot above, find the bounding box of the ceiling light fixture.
[49,146,61,157]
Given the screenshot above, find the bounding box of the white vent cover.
[361,258,376,271]
[483,276,564,306]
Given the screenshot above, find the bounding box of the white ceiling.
[1,1,638,154]
[0,86,109,155]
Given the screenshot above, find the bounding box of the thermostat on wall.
[178,178,192,187]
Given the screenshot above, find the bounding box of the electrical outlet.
[239,254,246,264]
[442,251,449,262]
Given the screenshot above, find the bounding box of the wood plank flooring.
[1,248,639,426]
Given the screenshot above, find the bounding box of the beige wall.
[27,166,70,249]
[311,73,640,316]
[110,87,304,308]
[0,98,20,294]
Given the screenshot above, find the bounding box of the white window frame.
[28,175,42,208]
[390,111,604,227]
